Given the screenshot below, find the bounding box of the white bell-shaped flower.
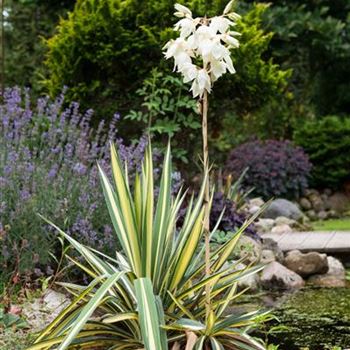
[164,2,240,98]
[210,17,234,34]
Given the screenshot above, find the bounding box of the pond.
[239,286,350,349]
[268,287,350,349]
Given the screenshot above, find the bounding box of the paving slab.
[262,231,350,253]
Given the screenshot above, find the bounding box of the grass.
[313,217,350,231]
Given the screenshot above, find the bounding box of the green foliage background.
[3,0,350,187]
[294,116,350,189]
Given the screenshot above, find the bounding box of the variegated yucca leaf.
[27,142,267,350]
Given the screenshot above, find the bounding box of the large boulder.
[284,250,329,277]
[262,199,303,221]
[308,256,346,287]
[260,261,305,290]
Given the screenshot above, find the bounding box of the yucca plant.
[26,143,266,350]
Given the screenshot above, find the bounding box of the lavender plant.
[0,87,149,285]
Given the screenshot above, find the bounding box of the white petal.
[228,12,241,21]
[223,55,236,74]
[174,3,192,17]
[180,63,198,83]
[174,18,196,38]
[197,69,211,92]
[198,39,214,57]
[223,34,240,48]
[174,51,192,70]
[211,42,229,60]
[210,59,227,81]
[210,17,234,34]
[195,25,216,39]
[190,80,201,98]
[224,0,235,15]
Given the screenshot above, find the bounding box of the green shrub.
[294,116,350,189]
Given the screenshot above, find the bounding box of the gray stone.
[260,261,305,290]
[317,210,328,220]
[324,188,332,196]
[249,197,265,208]
[271,224,293,234]
[248,205,261,215]
[327,209,338,218]
[309,194,324,212]
[328,192,350,214]
[255,218,275,233]
[305,188,319,196]
[308,257,346,287]
[306,209,317,220]
[234,262,260,290]
[284,250,329,277]
[275,216,296,227]
[321,193,329,202]
[262,238,284,263]
[261,249,276,264]
[300,197,312,210]
[262,199,303,221]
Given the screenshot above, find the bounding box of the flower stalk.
[163,0,241,320]
[201,89,211,318]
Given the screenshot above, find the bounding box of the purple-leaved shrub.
[226,140,312,200]
[0,88,152,284]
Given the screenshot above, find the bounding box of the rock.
[260,261,305,290]
[327,256,346,276]
[309,194,324,212]
[255,218,275,233]
[317,210,328,220]
[306,209,317,220]
[255,220,274,234]
[309,274,346,288]
[236,236,262,264]
[309,275,346,287]
[300,197,312,210]
[321,193,329,202]
[327,209,338,218]
[305,188,319,197]
[248,205,261,215]
[249,197,265,208]
[234,262,260,290]
[275,216,296,227]
[284,250,329,277]
[262,199,303,221]
[22,289,70,332]
[308,256,346,287]
[328,192,350,214]
[271,224,293,234]
[261,249,276,264]
[262,238,284,263]
[324,188,332,196]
